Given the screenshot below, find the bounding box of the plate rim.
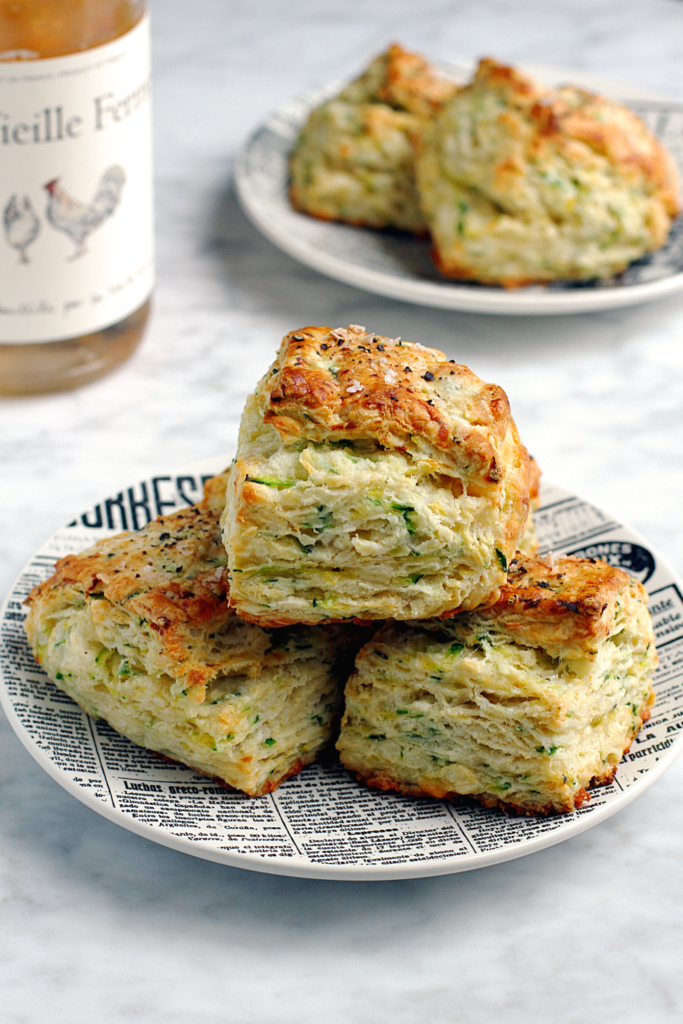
[234,61,683,316]
[2,453,682,881]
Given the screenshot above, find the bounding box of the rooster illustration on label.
[44,165,126,259]
[3,195,41,264]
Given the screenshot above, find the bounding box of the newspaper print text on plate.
[1,458,682,880]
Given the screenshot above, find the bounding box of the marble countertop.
[3,1,683,1020]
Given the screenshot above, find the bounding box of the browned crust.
[353,757,625,815]
[198,469,230,511]
[351,768,590,815]
[374,43,458,117]
[440,552,652,658]
[258,324,522,485]
[257,756,311,796]
[185,755,315,797]
[473,57,542,105]
[25,507,240,690]
[546,90,680,220]
[149,744,314,799]
[470,58,680,219]
[26,507,230,633]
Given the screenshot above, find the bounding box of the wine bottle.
[0,0,153,394]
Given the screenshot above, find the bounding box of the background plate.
[235,61,683,315]
[2,454,683,881]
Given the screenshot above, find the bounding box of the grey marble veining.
[3,1,683,1021]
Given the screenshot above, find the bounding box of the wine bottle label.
[0,15,153,344]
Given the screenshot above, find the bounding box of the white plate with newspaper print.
[235,62,683,315]
[2,453,683,881]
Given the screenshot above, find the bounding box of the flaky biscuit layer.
[338,553,657,814]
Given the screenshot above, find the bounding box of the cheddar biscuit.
[290,44,457,233]
[25,506,359,796]
[337,553,656,814]
[222,324,531,625]
[416,58,680,285]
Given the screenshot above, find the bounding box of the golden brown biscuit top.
[550,85,680,217]
[373,43,458,117]
[27,507,231,634]
[339,43,458,117]
[444,552,652,658]
[459,58,680,217]
[257,324,519,485]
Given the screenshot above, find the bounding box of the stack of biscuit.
[290,48,680,285]
[26,325,657,815]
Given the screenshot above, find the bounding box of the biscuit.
[337,553,657,814]
[416,58,681,285]
[289,44,457,233]
[24,506,360,796]
[222,324,532,625]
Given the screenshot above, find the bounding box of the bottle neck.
[0,0,146,61]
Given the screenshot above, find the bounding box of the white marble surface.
[3,1,683,1020]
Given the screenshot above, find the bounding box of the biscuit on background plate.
[222,324,532,625]
[337,553,656,814]
[416,58,681,286]
[289,44,457,233]
[24,506,362,797]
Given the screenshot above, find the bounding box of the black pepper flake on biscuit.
[422,371,435,381]
[159,533,170,541]
[559,600,581,612]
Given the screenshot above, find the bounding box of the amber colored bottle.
[0,0,153,394]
